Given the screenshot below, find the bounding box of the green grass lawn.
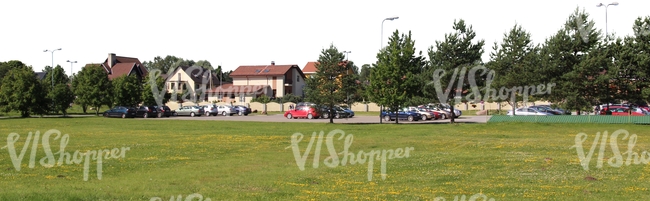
[0,104,111,117]
[1,117,649,200]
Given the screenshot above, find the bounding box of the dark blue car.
[381,109,421,122]
[232,105,251,116]
[103,106,137,118]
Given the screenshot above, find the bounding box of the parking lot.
[146,114,491,124]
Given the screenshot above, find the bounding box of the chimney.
[108,53,116,68]
[271,61,275,65]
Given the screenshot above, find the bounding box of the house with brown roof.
[84,53,148,81]
[302,61,318,78]
[230,61,306,99]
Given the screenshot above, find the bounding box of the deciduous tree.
[73,64,113,116]
[0,65,48,117]
[112,75,143,107]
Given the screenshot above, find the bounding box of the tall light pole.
[381,17,399,49]
[342,51,352,108]
[343,51,351,61]
[597,2,618,41]
[44,48,62,88]
[67,60,77,80]
[380,16,398,124]
[597,2,618,114]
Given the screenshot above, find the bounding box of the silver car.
[217,105,237,116]
[176,106,204,117]
[507,107,553,116]
[201,104,219,116]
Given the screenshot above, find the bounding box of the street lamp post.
[597,2,618,114]
[67,60,77,80]
[342,51,351,107]
[343,51,351,61]
[381,17,399,49]
[44,48,62,88]
[379,16,398,124]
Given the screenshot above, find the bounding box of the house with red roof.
[302,61,318,78]
[84,53,148,82]
[229,61,306,101]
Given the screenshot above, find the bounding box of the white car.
[217,105,237,116]
[507,107,554,116]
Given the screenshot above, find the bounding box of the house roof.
[167,66,223,86]
[301,61,350,75]
[230,64,305,78]
[102,55,148,78]
[35,72,47,80]
[302,62,318,74]
[84,63,102,68]
[107,63,136,80]
[205,84,271,94]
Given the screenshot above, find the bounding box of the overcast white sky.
[1,0,648,76]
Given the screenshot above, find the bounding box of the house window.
[297,75,300,82]
[171,83,175,90]
[239,94,245,102]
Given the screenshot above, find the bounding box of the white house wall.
[165,69,196,95]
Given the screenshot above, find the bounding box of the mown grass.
[0,118,649,200]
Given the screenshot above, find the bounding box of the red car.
[610,107,645,116]
[600,106,626,115]
[284,106,320,119]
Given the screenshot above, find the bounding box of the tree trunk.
[395,108,399,124]
[329,105,334,123]
[82,104,87,114]
[95,106,100,116]
[450,105,455,123]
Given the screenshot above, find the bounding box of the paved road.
[146,114,491,124]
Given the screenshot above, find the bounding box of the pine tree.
[368,30,426,124]
[487,24,540,114]
[424,19,484,123]
[304,44,356,123]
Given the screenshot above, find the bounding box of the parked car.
[599,106,627,115]
[537,105,570,115]
[320,106,350,119]
[340,106,355,117]
[609,107,646,116]
[159,105,174,117]
[136,105,160,118]
[217,105,237,116]
[422,105,449,119]
[381,108,421,122]
[201,104,220,116]
[232,105,252,116]
[408,107,435,121]
[285,105,320,119]
[176,106,204,117]
[103,106,137,118]
[529,105,563,115]
[507,107,554,116]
